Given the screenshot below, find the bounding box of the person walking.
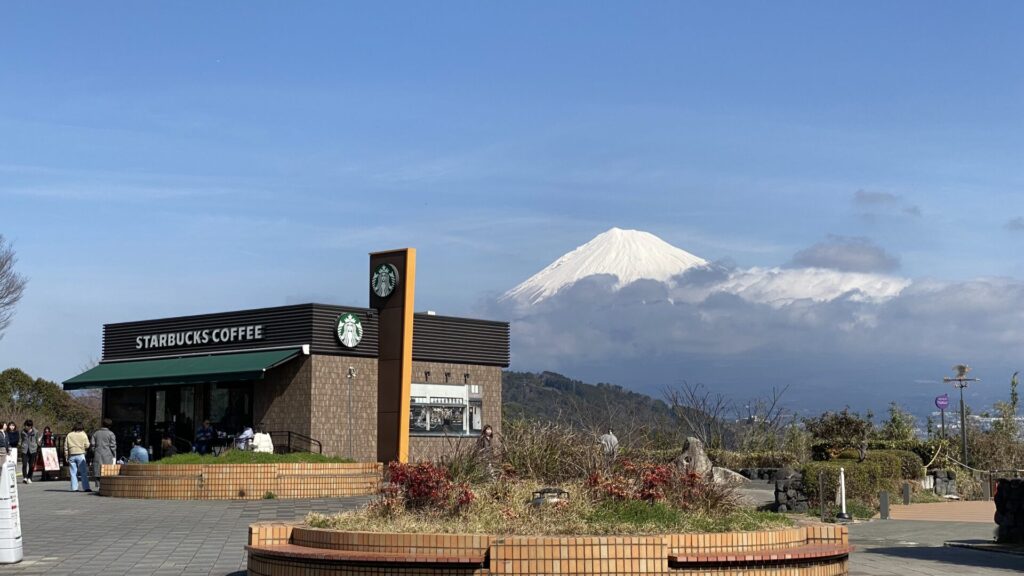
[91,418,117,481]
[20,420,39,484]
[64,422,91,492]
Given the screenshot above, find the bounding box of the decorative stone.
[675,436,713,478]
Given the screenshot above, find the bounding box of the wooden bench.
[669,542,853,567]
[247,544,488,567]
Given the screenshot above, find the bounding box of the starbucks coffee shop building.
[63,249,510,463]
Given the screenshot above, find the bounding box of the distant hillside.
[501,370,680,441]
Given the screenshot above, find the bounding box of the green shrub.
[801,460,898,506]
[875,450,924,480]
[860,452,902,481]
[836,449,860,460]
[707,449,798,469]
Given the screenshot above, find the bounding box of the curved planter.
[247,523,851,575]
[98,462,381,500]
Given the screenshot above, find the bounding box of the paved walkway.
[880,500,995,523]
[0,480,370,576]
[849,519,1022,575]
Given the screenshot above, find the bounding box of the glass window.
[409,383,478,436]
[207,382,253,433]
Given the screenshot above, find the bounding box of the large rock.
[712,466,747,486]
[675,436,713,478]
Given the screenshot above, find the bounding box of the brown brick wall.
[311,355,379,462]
[408,362,502,463]
[252,355,502,464]
[247,524,850,576]
[255,354,313,437]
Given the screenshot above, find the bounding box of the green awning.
[63,348,304,390]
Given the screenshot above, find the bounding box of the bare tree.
[735,385,792,452]
[0,235,28,339]
[663,381,733,448]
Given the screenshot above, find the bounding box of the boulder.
[675,436,713,478]
[711,466,747,486]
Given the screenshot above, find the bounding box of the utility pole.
[943,364,979,467]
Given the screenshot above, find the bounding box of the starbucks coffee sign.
[336,313,363,348]
[371,263,399,298]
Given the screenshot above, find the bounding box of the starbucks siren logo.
[371,263,399,298]
[336,313,363,348]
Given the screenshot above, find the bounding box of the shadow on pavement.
[860,545,1024,571]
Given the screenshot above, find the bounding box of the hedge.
[876,450,925,480]
[832,449,924,480]
[801,460,900,506]
[708,450,799,470]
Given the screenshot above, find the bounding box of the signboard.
[371,263,399,298]
[335,313,364,348]
[0,458,23,563]
[134,324,264,350]
[41,448,59,472]
[935,394,950,410]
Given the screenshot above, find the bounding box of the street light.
[942,364,979,467]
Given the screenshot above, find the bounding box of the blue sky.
[2,3,1023,412]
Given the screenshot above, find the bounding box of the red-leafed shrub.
[381,461,475,516]
[587,460,738,514]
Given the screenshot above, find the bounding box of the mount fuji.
[502,228,709,304]
[501,227,908,307]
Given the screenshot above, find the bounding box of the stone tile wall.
[98,462,381,500]
[408,362,502,463]
[255,355,314,437]
[311,355,379,462]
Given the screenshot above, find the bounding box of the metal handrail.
[264,430,323,454]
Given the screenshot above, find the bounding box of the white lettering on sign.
[133,325,265,350]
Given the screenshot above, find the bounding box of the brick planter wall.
[98,462,381,500]
[247,524,850,576]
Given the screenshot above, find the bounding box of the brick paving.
[0,479,371,576]
[881,500,996,523]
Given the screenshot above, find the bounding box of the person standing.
[91,418,117,481]
[20,420,39,484]
[64,422,91,492]
[4,422,19,457]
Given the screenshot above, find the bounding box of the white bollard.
[836,466,851,521]
[0,457,23,563]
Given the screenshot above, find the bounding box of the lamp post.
[942,364,978,467]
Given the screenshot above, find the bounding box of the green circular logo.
[336,313,363,348]
[371,263,399,298]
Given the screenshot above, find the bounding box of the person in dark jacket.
[5,422,19,454]
[20,420,39,483]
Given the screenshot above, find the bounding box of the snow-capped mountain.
[502,227,708,304]
[502,227,909,307]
